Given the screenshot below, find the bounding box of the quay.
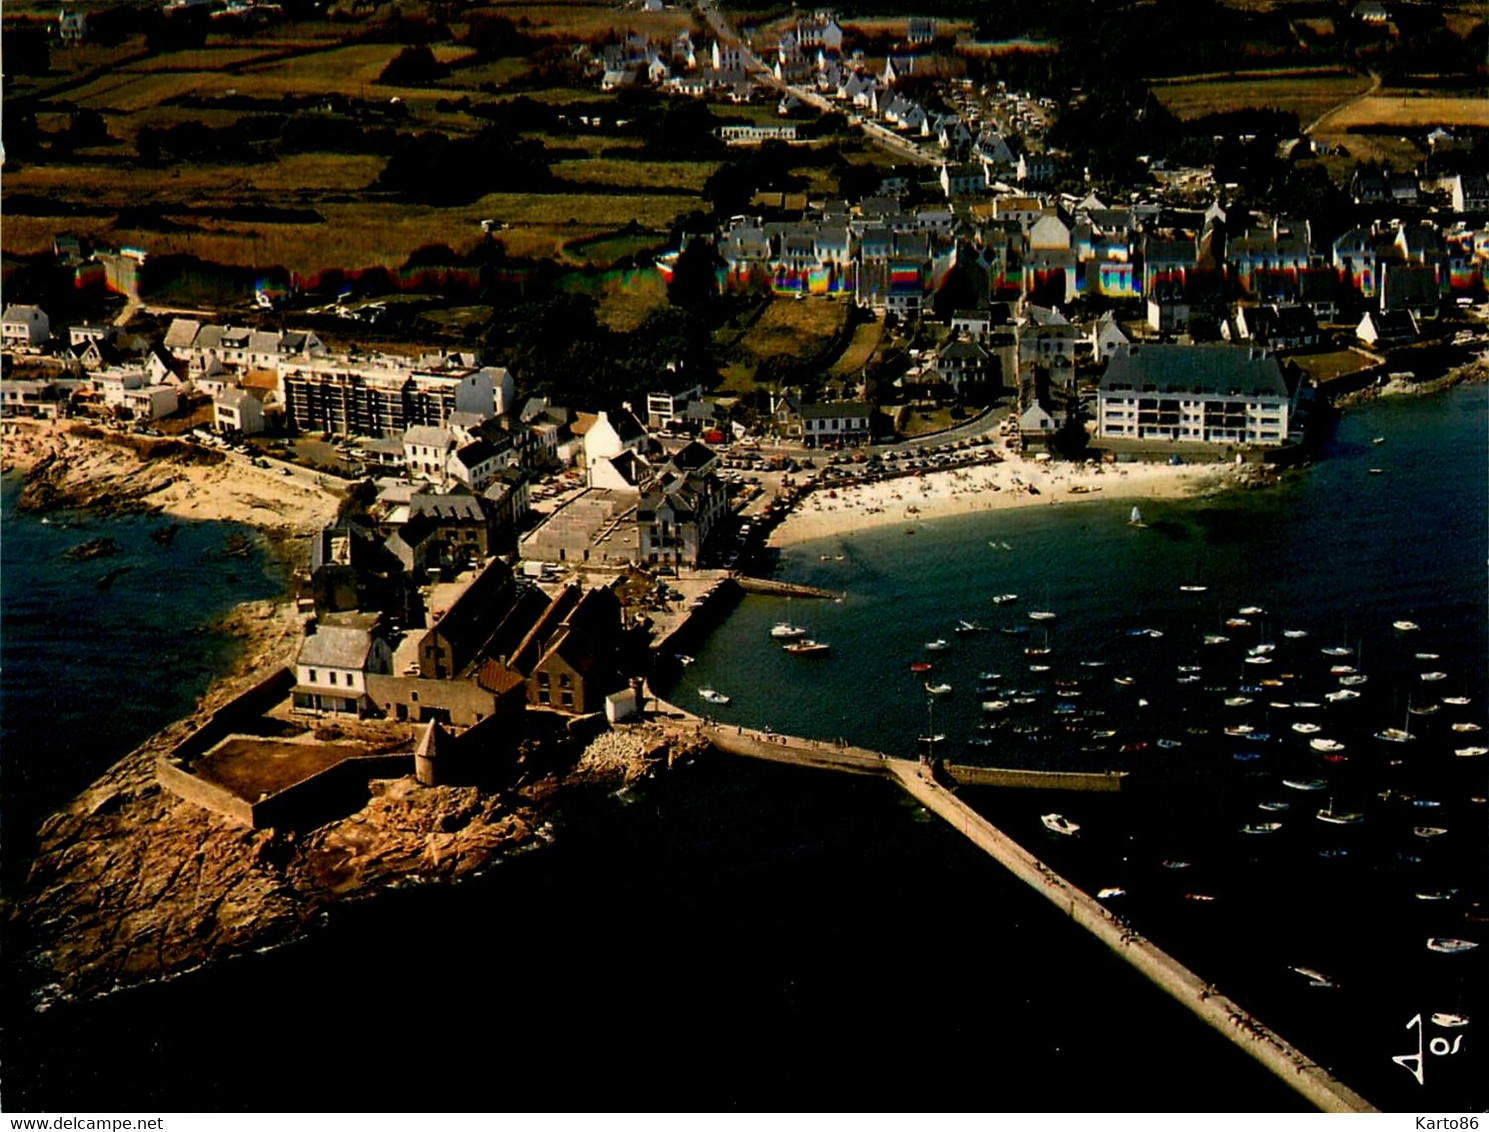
[657,698,1377,1113]
[732,576,840,599]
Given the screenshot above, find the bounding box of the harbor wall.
[941,762,1126,792]
[888,761,1378,1114]
[647,693,1377,1113]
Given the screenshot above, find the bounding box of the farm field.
[1149,70,1372,123]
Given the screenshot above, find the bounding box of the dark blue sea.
[3,384,1485,1112]
[0,477,284,879]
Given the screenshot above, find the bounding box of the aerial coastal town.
[2,0,1488,1112]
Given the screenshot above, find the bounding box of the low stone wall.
[157,757,254,825]
[252,753,411,829]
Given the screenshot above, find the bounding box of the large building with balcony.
[1096,344,1292,447]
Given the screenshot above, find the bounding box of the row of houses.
[699,192,1489,323]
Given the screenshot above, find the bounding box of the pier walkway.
[658,699,1377,1113]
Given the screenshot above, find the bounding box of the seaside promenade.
[659,700,1378,1113]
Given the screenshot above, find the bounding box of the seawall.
[651,695,1377,1113]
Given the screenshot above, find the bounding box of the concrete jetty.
[942,762,1127,793]
[657,700,1377,1113]
[732,576,841,599]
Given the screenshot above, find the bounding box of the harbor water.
[3,384,1485,1110]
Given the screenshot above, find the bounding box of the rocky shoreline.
[14,634,697,1007]
[2,422,704,1009]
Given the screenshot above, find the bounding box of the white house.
[213,386,266,435]
[583,408,648,481]
[799,401,871,448]
[1096,344,1292,446]
[123,384,179,421]
[404,425,456,480]
[292,615,392,716]
[2,306,51,351]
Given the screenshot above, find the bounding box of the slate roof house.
[1096,344,1293,446]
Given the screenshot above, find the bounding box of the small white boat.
[1203,634,1231,646]
[1028,610,1057,622]
[1376,727,1415,743]
[1041,813,1079,836]
[1292,722,1322,734]
[677,654,695,665]
[1372,436,1386,445]
[784,639,831,656]
[1339,674,1369,686]
[1244,655,1273,666]
[992,593,1019,605]
[1416,652,1440,660]
[1413,826,1449,838]
[1241,822,1282,835]
[1421,671,1448,682]
[1128,506,1148,528]
[1455,746,1488,758]
[1394,620,1419,631]
[1097,887,1126,899]
[924,638,950,651]
[1321,645,1353,657]
[1325,689,1360,702]
[698,688,731,705]
[925,682,953,696]
[1282,629,1309,639]
[1452,722,1483,732]
[1292,966,1338,988]
[981,700,1010,712]
[1443,695,1472,706]
[1224,696,1252,707]
[1317,805,1364,825]
[955,619,989,634]
[770,622,807,640]
[1431,1013,1470,1028]
[1427,938,1479,954]
[1415,889,1458,901]
[1258,801,1291,812]
[1294,701,1321,709]
[1310,738,1346,753]
[1179,584,1207,592]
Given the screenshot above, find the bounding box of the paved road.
[697,0,937,167]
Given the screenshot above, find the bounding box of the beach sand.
[769,453,1231,548]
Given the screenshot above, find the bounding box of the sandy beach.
[769,453,1233,548]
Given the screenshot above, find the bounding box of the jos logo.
[1392,1013,1467,1086]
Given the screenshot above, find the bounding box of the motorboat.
[955,619,989,635]
[1309,738,1346,753]
[1203,634,1231,645]
[1040,813,1079,836]
[770,622,807,640]
[981,700,1010,712]
[1431,1013,1470,1028]
[1421,671,1448,682]
[1325,689,1360,702]
[992,593,1019,605]
[1292,722,1322,734]
[1426,938,1479,954]
[1339,674,1369,686]
[925,638,950,651]
[1292,966,1338,988]
[925,682,953,696]
[1097,887,1126,899]
[1282,629,1309,639]
[1258,801,1291,812]
[1394,620,1419,632]
[1415,889,1458,901]
[698,688,731,705]
[1413,826,1449,838]
[909,661,932,673]
[1241,822,1282,834]
[1224,696,1253,707]
[1317,803,1364,825]
[1455,746,1488,758]
[784,639,831,656]
[1376,727,1414,743]
[1028,610,1057,622]
[1239,606,1266,616]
